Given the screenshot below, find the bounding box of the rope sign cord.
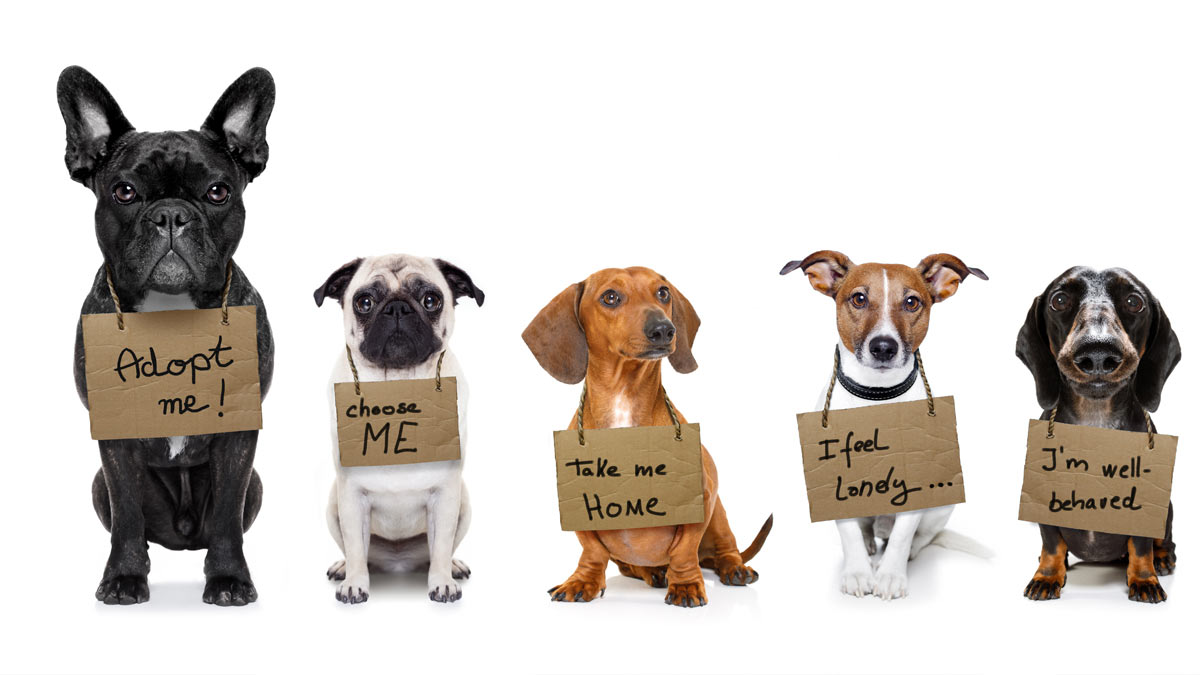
[574,382,684,446]
[821,347,937,429]
[344,346,447,397]
[104,261,234,330]
[1046,405,1156,450]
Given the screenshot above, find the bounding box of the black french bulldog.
[59,66,275,606]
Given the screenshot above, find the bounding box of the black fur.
[61,66,275,606]
[352,277,446,369]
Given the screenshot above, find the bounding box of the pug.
[59,66,275,605]
[314,254,484,603]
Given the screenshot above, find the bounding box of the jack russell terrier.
[782,251,987,600]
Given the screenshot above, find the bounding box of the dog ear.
[201,67,275,181]
[435,259,485,307]
[523,282,588,384]
[1016,292,1060,410]
[916,253,989,302]
[667,281,701,374]
[780,251,855,297]
[1135,297,1181,412]
[314,258,363,307]
[57,66,135,185]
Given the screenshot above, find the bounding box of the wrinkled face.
[578,267,678,361]
[344,255,455,369]
[834,263,932,370]
[94,131,247,293]
[1042,267,1152,399]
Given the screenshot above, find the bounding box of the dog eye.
[422,293,443,312]
[602,290,621,307]
[849,292,867,309]
[206,183,230,205]
[903,296,922,312]
[353,295,373,314]
[1125,293,1145,313]
[656,286,670,303]
[113,183,137,205]
[1050,292,1071,312]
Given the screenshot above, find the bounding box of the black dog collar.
[836,352,919,401]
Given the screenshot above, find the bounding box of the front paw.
[203,576,258,606]
[336,575,370,604]
[428,572,462,603]
[872,569,908,601]
[1128,579,1167,603]
[548,577,605,603]
[664,581,707,608]
[1024,574,1064,601]
[96,574,150,605]
[841,566,875,598]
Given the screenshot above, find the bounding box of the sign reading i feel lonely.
[82,306,262,441]
[334,378,461,467]
[797,396,966,522]
[1018,420,1177,539]
[554,423,705,531]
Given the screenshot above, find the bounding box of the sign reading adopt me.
[334,378,461,467]
[1018,420,1177,539]
[797,397,966,522]
[82,307,262,441]
[554,423,705,531]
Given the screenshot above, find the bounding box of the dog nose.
[1074,343,1124,375]
[868,336,899,362]
[644,318,676,346]
[150,206,191,236]
[381,299,415,317]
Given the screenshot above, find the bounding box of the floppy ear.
[1016,293,1060,410]
[916,253,989,302]
[1135,298,1181,412]
[435,259,485,307]
[201,67,275,181]
[314,258,363,307]
[57,66,134,185]
[780,250,855,297]
[523,282,588,384]
[666,281,701,374]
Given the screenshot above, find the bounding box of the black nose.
[868,336,899,362]
[1074,343,1124,375]
[644,318,676,346]
[149,206,191,236]
[381,299,415,317]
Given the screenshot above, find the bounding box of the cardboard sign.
[334,378,461,467]
[554,423,705,531]
[797,396,965,522]
[82,307,262,441]
[1018,420,1177,539]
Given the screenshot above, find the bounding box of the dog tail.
[738,514,774,563]
[928,528,993,559]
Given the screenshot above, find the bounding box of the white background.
[2,2,1197,674]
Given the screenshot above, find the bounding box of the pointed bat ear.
[201,67,275,181]
[314,258,363,307]
[57,66,135,185]
[916,253,989,302]
[435,259,485,307]
[781,250,855,297]
[523,282,588,384]
[666,280,701,374]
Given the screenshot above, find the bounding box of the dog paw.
[664,581,708,608]
[326,559,346,581]
[548,577,605,603]
[451,559,471,580]
[96,574,150,605]
[1128,579,1167,603]
[428,573,463,603]
[717,563,759,587]
[1155,550,1177,576]
[336,575,369,605]
[840,567,875,598]
[203,576,257,606]
[872,570,908,601]
[1024,575,1064,601]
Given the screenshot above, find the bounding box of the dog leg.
[334,485,371,604]
[1128,537,1167,603]
[1024,526,1067,600]
[700,497,759,586]
[426,485,464,603]
[201,430,258,606]
[616,562,668,588]
[837,518,875,597]
[1155,502,1176,576]
[873,511,920,600]
[94,441,151,605]
[549,531,610,603]
[664,523,708,608]
[908,505,953,560]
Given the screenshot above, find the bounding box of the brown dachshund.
[523,266,772,608]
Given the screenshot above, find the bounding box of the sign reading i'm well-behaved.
[82,306,262,441]
[553,423,705,531]
[1018,419,1177,539]
[334,378,461,467]
[797,396,966,522]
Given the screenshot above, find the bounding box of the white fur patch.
[80,101,110,140]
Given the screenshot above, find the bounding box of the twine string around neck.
[344,346,446,397]
[821,347,936,429]
[1046,405,1156,451]
[575,381,683,446]
[104,261,234,330]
